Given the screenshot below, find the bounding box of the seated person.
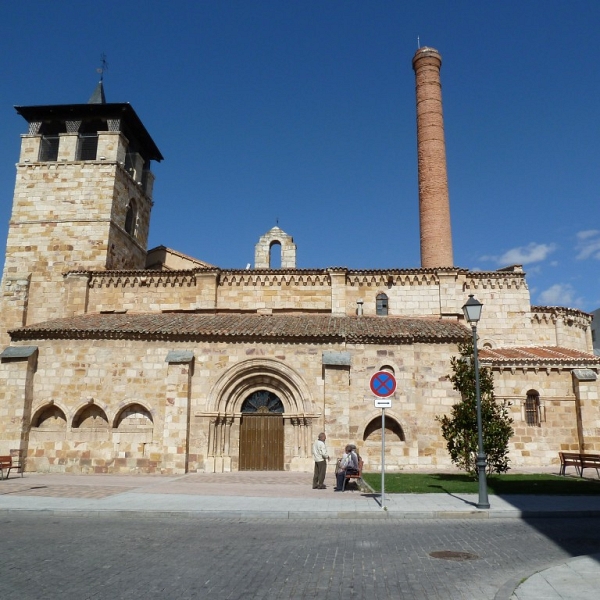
[335,444,359,491]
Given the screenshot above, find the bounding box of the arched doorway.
[239,390,284,470]
[205,358,316,472]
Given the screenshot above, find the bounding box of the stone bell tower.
[0,82,163,331]
[412,47,454,268]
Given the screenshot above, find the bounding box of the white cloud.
[493,242,556,266]
[538,283,583,307]
[576,230,600,260]
[577,230,599,240]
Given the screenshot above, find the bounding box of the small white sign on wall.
[374,398,392,408]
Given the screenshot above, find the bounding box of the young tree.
[437,342,513,477]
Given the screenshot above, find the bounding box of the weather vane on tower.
[97,53,108,82]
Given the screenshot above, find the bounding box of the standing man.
[312,432,330,489]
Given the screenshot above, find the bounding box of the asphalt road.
[1,514,599,599]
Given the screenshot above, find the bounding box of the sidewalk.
[0,470,599,599]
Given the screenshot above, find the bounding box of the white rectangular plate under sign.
[374,398,392,408]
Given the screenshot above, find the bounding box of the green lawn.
[362,472,600,495]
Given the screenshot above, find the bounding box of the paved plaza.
[0,470,599,599]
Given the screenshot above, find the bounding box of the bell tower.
[1,84,163,330]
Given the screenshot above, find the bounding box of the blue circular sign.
[370,371,397,398]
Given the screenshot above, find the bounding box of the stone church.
[0,48,598,474]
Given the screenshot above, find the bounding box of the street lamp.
[462,294,490,509]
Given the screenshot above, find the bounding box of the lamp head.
[462,294,483,324]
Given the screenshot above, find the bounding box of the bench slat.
[559,452,600,477]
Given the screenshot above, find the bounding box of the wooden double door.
[239,414,284,471]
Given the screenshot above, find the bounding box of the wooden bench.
[580,454,600,478]
[559,452,600,477]
[10,449,24,477]
[0,456,14,480]
[559,452,582,476]
[341,457,364,491]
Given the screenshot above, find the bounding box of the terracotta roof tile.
[479,346,600,365]
[9,313,470,345]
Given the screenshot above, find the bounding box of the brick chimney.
[412,47,454,268]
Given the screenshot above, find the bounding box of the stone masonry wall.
[217,273,332,312]
[2,132,152,332]
[346,275,442,317]
[492,368,596,469]
[59,266,590,355]
[0,334,591,474]
[530,311,592,353]
[462,274,534,347]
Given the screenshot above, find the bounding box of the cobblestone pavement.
[1,514,599,600]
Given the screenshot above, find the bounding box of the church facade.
[0,48,598,475]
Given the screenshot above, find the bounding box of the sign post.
[382,406,385,508]
[370,371,396,511]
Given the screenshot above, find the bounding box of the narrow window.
[125,200,137,236]
[124,151,135,177]
[38,135,59,161]
[141,166,151,194]
[376,293,389,316]
[525,390,541,426]
[76,133,98,160]
[124,150,142,181]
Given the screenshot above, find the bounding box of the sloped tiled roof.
[479,346,600,366]
[9,313,470,345]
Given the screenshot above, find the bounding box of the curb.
[493,553,600,600]
[2,507,600,520]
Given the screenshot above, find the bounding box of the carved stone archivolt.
[207,358,315,415]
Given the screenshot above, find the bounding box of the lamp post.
[462,294,490,510]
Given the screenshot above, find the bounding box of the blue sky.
[0,1,599,311]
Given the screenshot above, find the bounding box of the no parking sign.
[369,370,396,511]
[369,371,396,398]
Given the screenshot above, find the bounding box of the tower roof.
[15,102,163,162]
[88,80,106,104]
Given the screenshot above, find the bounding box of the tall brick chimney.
[412,47,454,268]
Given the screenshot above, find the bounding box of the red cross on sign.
[370,371,397,398]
